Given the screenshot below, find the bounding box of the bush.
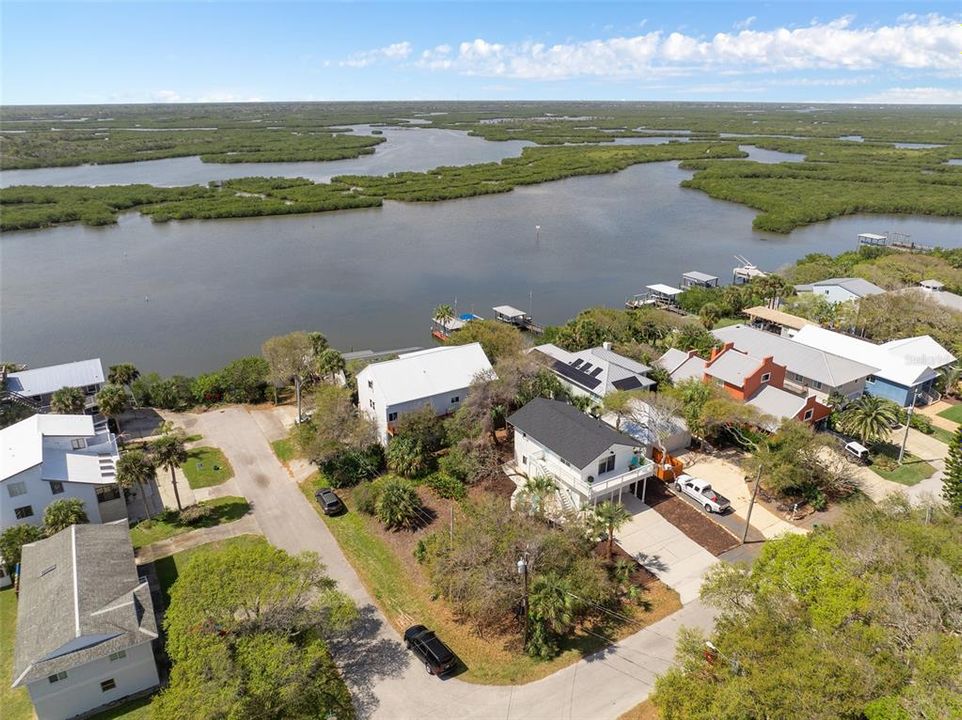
[427,473,467,500]
[352,481,380,515]
[386,435,433,478]
[437,446,474,482]
[909,413,933,434]
[178,504,213,525]
[320,444,385,488]
[375,477,423,530]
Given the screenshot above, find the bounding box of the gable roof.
[657,348,690,375]
[357,343,493,406]
[507,398,639,469]
[1,415,96,482]
[5,359,104,398]
[712,325,877,388]
[13,523,157,687]
[795,277,885,298]
[705,349,764,387]
[745,385,807,426]
[532,344,654,397]
[880,336,956,371]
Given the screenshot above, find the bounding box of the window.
[597,455,615,475]
[85,384,99,394]
[803,409,814,421]
[109,650,127,662]
[48,672,67,684]
[49,481,64,495]
[100,679,116,692]
[71,438,87,450]
[450,396,460,404]
[367,380,373,390]
[96,485,121,503]
[387,411,397,422]
[7,481,27,498]
[14,506,33,519]
[369,399,375,410]
[760,373,771,383]
[866,375,876,384]
[522,455,527,465]
[811,381,822,390]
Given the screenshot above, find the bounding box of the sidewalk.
[917,400,960,434]
[134,514,262,563]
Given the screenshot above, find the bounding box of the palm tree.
[316,348,346,384]
[107,363,140,388]
[50,386,86,414]
[838,394,900,446]
[116,448,157,520]
[96,384,129,433]
[43,498,89,534]
[149,433,188,511]
[521,474,556,517]
[433,304,455,335]
[593,500,632,560]
[699,302,721,330]
[527,571,576,657]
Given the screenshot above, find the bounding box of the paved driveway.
[180,406,717,720]
[617,494,718,605]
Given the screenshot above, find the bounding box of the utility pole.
[898,389,919,464]
[449,506,454,549]
[742,465,763,545]
[517,554,529,648]
[294,375,302,424]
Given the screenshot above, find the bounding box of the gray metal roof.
[803,277,885,297]
[12,523,157,687]
[5,359,104,398]
[508,398,639,469]
[705,350,762,386]
[746,385,806,425]
[682,271,719,283]
[712,325,877,388]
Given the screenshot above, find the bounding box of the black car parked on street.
[403,625,457,676]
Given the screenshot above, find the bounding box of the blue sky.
[2,2,960,105]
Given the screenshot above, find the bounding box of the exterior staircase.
[98,453,116,481]
[0,389,41,412]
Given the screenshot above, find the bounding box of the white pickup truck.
[674,474,732,514]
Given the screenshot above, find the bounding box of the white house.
[4,359,105,413]
[793,277,885,304]
[507,398,655,511]
[12,523,160,720]
[530,342,655,402]
[1,414,125,534]
[357,343,494,444]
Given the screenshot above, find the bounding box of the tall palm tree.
[521,474,556,517]
[96,384,129,433]
[699,302,721,330]
[838,395,900,446]
[316,348,346,384]
[433,304,455,333]
[50,386,86,414]
[43,498,89,534]
[593,500,632,560]
[116,448,157,520]
[107,363,140,388]
[149,433,188,511]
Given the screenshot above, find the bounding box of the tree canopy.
[447,319,523,361]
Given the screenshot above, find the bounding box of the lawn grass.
[299,475,681,685]
[0,589,32,720]
[88,695,153,720]
[181,446,233,489]
[712,316,743,329]
[869,444,936,486]
[936,404,962,425]
[929,425,957,446]
[271,437,296,464]
[619,699,662,720]
[129,496,250,549]
[154,534,266,607]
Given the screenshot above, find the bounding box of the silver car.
[674,474,731,513]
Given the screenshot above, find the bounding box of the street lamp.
[898,388,920,464]
[517,554,529,648]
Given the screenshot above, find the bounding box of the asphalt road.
[185,406,717,720]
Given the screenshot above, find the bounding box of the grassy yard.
[129,496,250,549]
[930,425,957,446]
[89,696,153,720]
[937,404,962,425]
[1,589,32,720]
[619,699,662,720]
[181,446,233,489]
[869,444,936,486]
[154,533,265,607]
[271,437,296,464]
[299,475,681,685]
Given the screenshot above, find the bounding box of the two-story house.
[4,359,105,413]
[12,523,160,720]
[357,343,494,445]
[530,342,655,403]
[793,277,885,304]
[1,414,125,534]
[508,398,655,511]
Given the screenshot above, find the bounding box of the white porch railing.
[528,452,655,502]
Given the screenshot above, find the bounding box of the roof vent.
[40,565,57,577]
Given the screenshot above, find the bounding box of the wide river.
[1,127,959,374]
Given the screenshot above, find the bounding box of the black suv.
[314,488,345,515]
[403,625,457,676]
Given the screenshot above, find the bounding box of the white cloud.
[403,14,961,80]
[339,41,412,68]
[734,16,756,31]
[858,86,962,104]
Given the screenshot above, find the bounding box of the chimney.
[709,342,734,363]
[602,341,612,351]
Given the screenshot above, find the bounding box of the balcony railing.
[528,453,655,501]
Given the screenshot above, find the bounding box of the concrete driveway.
[617,494,718,605]
[172,406,718,720]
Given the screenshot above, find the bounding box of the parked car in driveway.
[314,487,345,515]
[404,625,457,676]
[674,474,731,514]
[843,441,872,465]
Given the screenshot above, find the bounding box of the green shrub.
[427,473,467,500]
[352,481,380,515]
[178,504,213,525]
[321,444,385,488]
[909,413,933,434]
[375,477,423,530]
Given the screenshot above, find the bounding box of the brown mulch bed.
[645,481,739,556]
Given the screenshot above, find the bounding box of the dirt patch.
[476,471,517,499]
[645,481,739,556]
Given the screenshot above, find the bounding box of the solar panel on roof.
[581,363,593,372]
[590,367,603,377]
[571,359,583,368]
[552,361,602,390]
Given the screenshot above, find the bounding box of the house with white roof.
[906,279,962,313]
[1,414,125,534]
[4,359,105,413]
[356,343,494,444]
[794,277,886,304]
[508,398,655,511]
[792,325,955,406]
[12,523,159,720]
[530,341,655,403]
